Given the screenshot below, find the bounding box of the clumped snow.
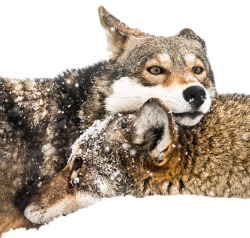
[69,116,113,163]
[41,143,56,157]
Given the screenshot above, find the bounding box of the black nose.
[183,86,206,109]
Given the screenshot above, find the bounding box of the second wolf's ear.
[178,28,206,48]
[98,6,142,58]
[133,98,178,166]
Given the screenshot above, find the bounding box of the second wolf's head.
[99,6,215,126]
[24,98,178,224]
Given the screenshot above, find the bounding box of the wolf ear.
[133,98,178,166]
[98,6,143,58]
[178,28,206,48]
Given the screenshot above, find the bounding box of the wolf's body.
[0,6,215,234]
[24,94,250,225]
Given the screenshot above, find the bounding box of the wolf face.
[99,7,215,126]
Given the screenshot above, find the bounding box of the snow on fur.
[2,1,250,237]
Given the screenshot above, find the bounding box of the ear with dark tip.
[133,98,178,166]
[178,28,206,48]
[98,6,143,58]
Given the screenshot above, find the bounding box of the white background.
[1,1,250,237]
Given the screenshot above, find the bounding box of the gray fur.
[0,6,215,234]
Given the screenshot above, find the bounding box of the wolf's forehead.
[121,35,203,67]
[133,35,200,52]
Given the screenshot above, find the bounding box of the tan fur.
[142,53,208,87]
[23,94,250,226]
[0,6,215,235]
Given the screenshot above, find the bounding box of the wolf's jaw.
[173,112,204,127]
[173,111,204,119]
[24,193,100,224]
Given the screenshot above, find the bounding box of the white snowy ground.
[1,0,250,237]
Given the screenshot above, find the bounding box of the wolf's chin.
[173,112,204,127]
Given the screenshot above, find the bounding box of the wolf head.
[99,6,216,126]
[24,98,178,224]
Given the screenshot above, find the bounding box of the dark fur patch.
[14,180,38,212]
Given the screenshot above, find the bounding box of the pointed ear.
[178,28,206,48]
[133,98,178,167]
[98,6,143,58]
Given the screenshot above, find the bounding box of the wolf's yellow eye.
[147,66,165,75]
[192,66,204,74]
